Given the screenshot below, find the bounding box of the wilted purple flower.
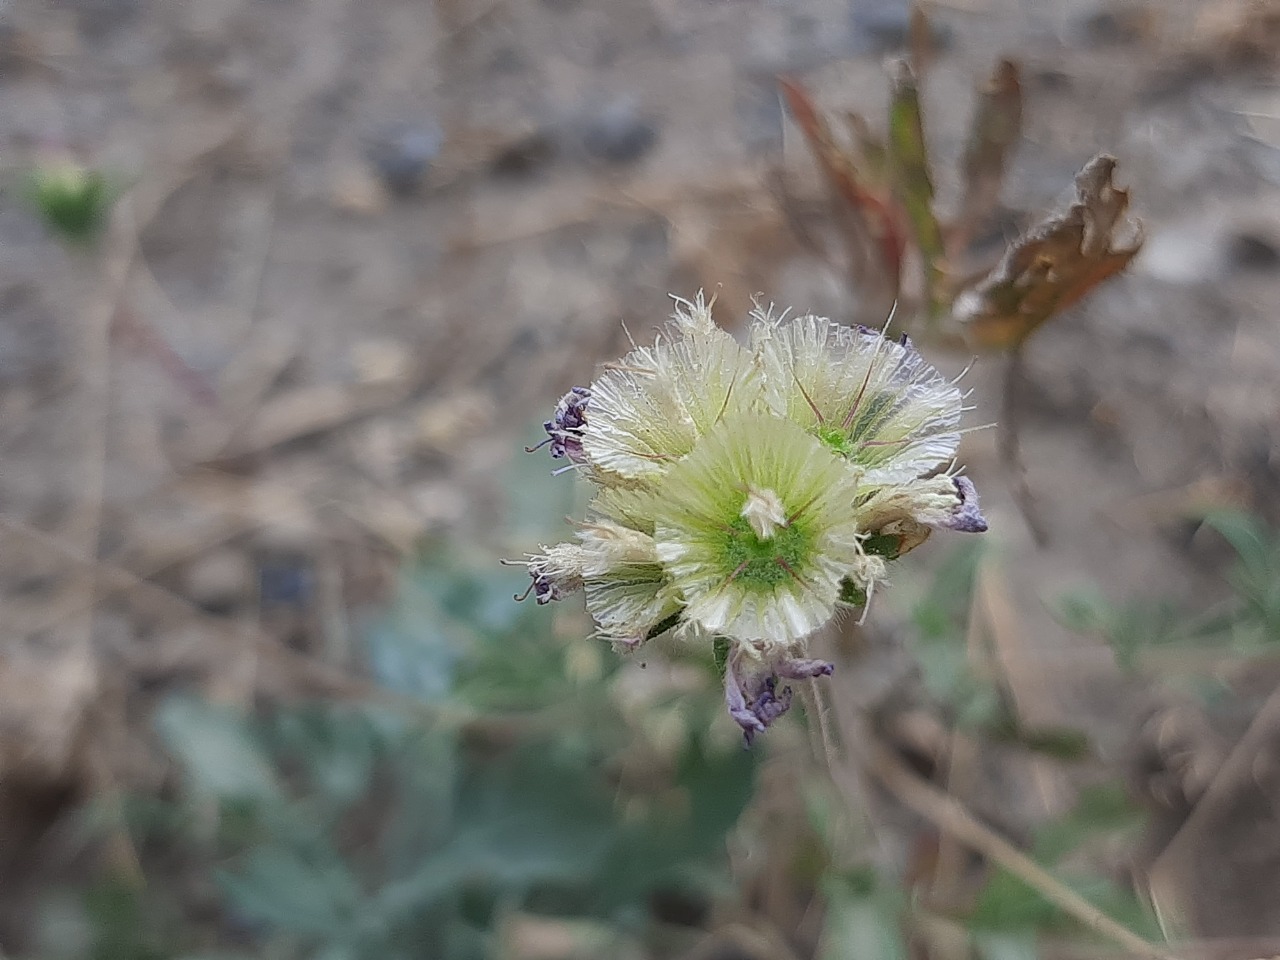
[725,650,835,746]
[941,476,988,533]
[527,386,591,466]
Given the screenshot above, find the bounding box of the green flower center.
[816,423,856,459]
[720,514,812,588]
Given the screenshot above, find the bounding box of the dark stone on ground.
[578,99,659,165]
[491,126,559,177]
[1079,6,1153,47]
[367,122,443,196]
[1224,230,1280,273]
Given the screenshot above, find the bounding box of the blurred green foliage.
[45,449,757,960]
[46,463,1273,959]
[25,160,115,244]
[908,542,1089,760]
[1201,510,1280,643]
[968,784,1157,942]
[140,561,757,960]
[1054,511,1280,676]
[894,544,1159,956]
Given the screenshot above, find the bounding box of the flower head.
[520,294,988,743]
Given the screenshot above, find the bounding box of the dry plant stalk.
[778,26,1142,543]
[778,77,906,310]
[811,680,1179,960]
[777,6,1141,352]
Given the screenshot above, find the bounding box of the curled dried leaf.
[954,154,1143,350]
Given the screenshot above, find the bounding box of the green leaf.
[155,698,281,806]
[981,712,1092,761]
[82,876,170,960]
[1007,725,1092,761]
[1051,589,1187,672]
[969,783,1157,939]
[217,844,362,938]
[269,706,380,817]
[839,578,868,607]
[1203,510,1271,573]
[1203,510,1280,637]
[713,636,731,678]
[26,162,115,244]
[379,727,458,877]
[819,872,907,960]
[1032,783,1142,864]
[910,541,983,642]
[369,742,618,923]
[969,867,1060,931]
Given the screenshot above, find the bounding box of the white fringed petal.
[582,326,762,482]
[751,313,963,484]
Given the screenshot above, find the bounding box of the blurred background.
[4,0,1280,957]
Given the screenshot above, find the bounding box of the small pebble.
[1079,5,1155,47]
[491,126,558,177]
[1029,67,1073,92]
[1224,230,1280,273]
[579,99,658,165]
[258,558,313,607]
[366,121,443,196]
[184,548,254,614]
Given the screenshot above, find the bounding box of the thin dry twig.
[867,733,1175,960]
[0,515,392,708]
[810,682,1176,960]
[1148,686,1280,941]
[1000,343,1050,545]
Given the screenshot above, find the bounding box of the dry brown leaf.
[954,154,1143,350]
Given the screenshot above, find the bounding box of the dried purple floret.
[725,651,835,746]
[941,476,988,533]
[527,386,591,466]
